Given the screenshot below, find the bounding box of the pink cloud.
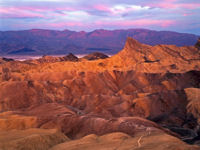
[183,12,195,16]
[11,5,76,12]
[13,21,87,30]
[146,0,200,9]
[95,19,176,28]
[26,19,176,30]
[93,4,111,12]
[48,22,84,28]
[0,7,45,18]
[0,6,73,19]
[178,3,200,9]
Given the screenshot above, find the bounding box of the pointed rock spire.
[124,37,143,50]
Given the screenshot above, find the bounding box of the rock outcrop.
[110,37,200,72]
[36,55,61,63]
[0,57,14,64]
[62,53,78,61]
[83,52,109,60]
[30,53,78,64]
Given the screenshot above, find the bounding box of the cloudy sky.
[0,0,200,34]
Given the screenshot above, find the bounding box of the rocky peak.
[116,37,152,63]
[124,37,144,50]
[63,53,78,61]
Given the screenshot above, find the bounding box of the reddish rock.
[0,37,200,146]
[0,103,176,139]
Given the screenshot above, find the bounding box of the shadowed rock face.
[63,53,78,62]
[0,37,200,149]
[0,57,14,64]
[195,38,200,50]
[83,52,109,60]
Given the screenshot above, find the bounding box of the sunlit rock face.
[0,37,200,149]
[0,128,69,150]
[49,132,200,150]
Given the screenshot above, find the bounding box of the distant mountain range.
[0,28,199,55]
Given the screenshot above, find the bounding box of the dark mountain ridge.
[0,28,199,55]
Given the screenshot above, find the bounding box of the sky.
[0,0,200,34]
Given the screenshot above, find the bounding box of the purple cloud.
[0,0,199,34]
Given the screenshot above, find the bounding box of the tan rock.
[50,131,199,150]
[0,128,69,150]
[0,111,37,130]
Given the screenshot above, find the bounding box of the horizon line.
[0,28,199,36]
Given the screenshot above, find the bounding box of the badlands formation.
[0,37,200,150]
